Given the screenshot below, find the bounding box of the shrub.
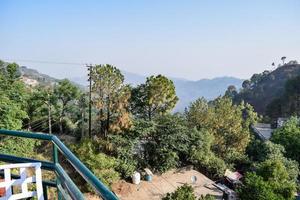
[188,131,227,178]
[199,194,216,200]
[0,136,40,158]
[238,159,297,200]
[107,134,138,179]
[71,140,120,192]
[271,117,300,164]
[190,149,227,178]
[162,184,197,200]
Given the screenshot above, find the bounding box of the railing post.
[43,184,48,200]
[53,144,62,200]
[53,145,59,164]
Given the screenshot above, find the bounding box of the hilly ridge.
[236,62,300,114]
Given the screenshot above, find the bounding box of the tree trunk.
[81,108,85,139]
[48,104,52,134]
[28,119,32,131]
[59,116,63,134]
[100,108,104,137]
[59,105,65,134]
[106,97,110,138]
[148,105,152,121]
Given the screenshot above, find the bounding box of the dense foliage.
[0,62,27,130]
[1,60,300,199]
[71,139,120,191]
[239,159,297,200]
[267,75,300,119]
[235,62,300,114]
[271,117,300,164]
[91,64,132,137]
[242,138,299,200]
[186,97,258,163]
[162,184,215,200]
[162,184,197,200]
[131,74,178,120]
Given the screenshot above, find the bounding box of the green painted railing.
[0,129,119,200]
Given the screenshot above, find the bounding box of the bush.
[162,184,197,200]
[108,134,138,179]
[188,131,227,178]
[72,140,120,192]
[271,117,300,164]
[138,114,188,173]
[146,146,179,172]
[190,149,227,178]
[238,172,283,200]
[199,195,216,200]
[0,136,40,158]
[238,159,297,200]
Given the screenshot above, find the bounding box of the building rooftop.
[252,123,274,140]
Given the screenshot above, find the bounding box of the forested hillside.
[235,60,300,115]
[1,60,299,200]
[20,66,58,85]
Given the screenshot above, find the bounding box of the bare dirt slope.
[112,168,223,200]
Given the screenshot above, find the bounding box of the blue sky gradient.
[1,0,299,80]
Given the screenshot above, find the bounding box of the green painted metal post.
[43,184,48,200]
[53,144,62,200]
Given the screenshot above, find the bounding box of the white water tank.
[132,171,141,185]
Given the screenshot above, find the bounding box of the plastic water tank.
[132,172,141,185]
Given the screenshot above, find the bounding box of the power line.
[2,58,85,66]
[22,117,47,128]
[39,120,61,133]
[3,58,94,137]
[23,119,48,130]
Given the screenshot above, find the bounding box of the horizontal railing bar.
[52,136,119,200]
[55,163,84,200]
[0,154,55,171]
[0,172,56,187]
[0,129,53,140]
[41,180,57,188]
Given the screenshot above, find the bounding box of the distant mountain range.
[19,66,243,111]
[70,71,243,111]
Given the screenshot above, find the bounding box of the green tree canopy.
[224,85,238,100]
[54,79,80,134]
[186,97,258,161]
[91,64,132,137]
[271,117,300,164]
[239,159,297,200]
[266,75,300,118]
[131,75,178,120]
[0,62,27,130]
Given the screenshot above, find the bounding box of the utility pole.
[87,64,93,138]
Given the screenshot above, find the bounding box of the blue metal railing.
[0,129,119,200]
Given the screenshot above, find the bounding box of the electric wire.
[2,58,85,66]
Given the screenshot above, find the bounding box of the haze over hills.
[20,66,243,111]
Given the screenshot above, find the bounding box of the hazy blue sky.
[1,0,299,80]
